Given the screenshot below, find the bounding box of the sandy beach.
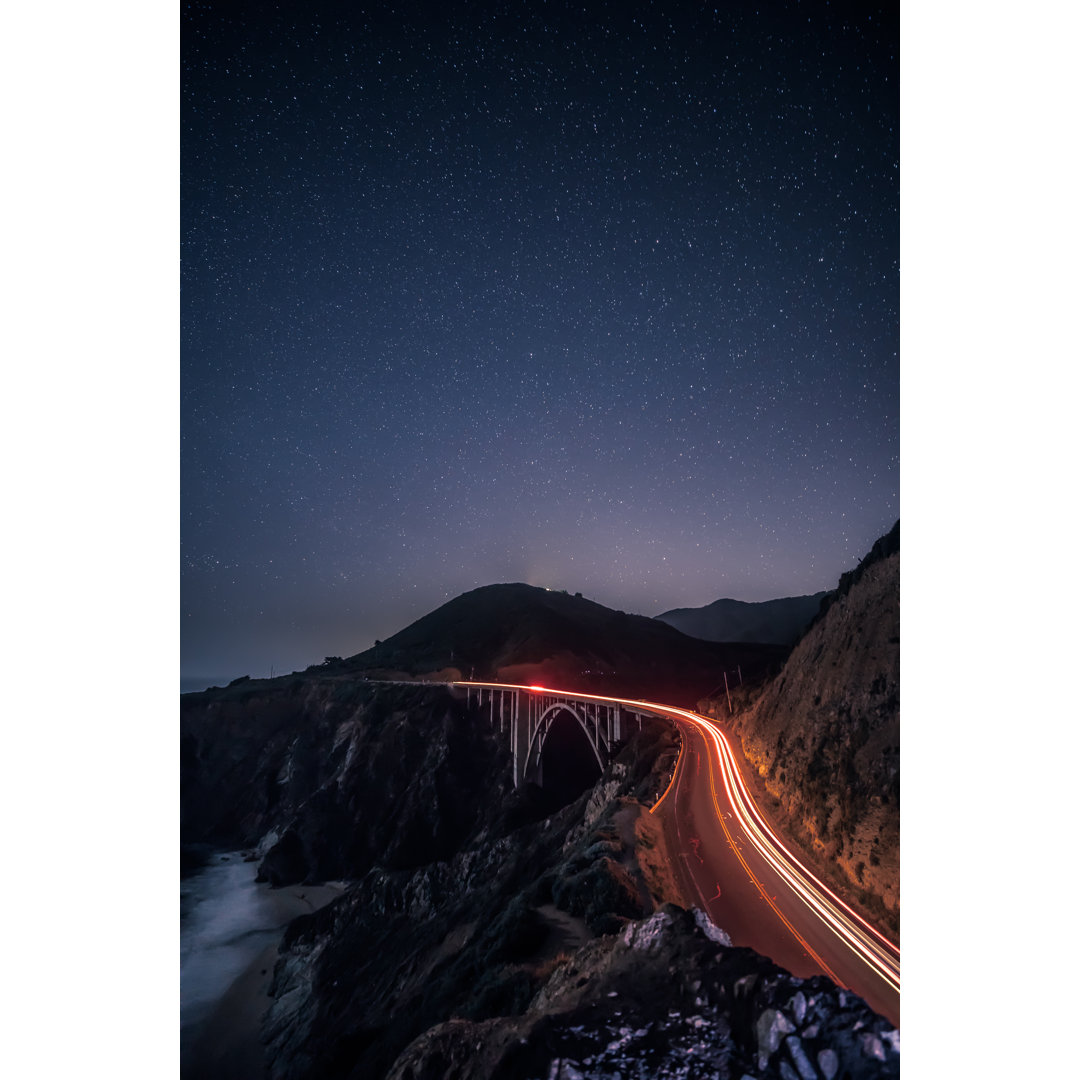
[181,877,345,1080]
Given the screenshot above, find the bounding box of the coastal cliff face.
[181,679,898,1079]
[701,524,900,932]
[182,680,520,885]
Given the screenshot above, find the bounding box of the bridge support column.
[511,690,529,788]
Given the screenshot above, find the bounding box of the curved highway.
[648,702,899,1028]
[457,682,900,1027]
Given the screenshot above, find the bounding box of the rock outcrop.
[386,906,898,1080]
[181,680,518,885]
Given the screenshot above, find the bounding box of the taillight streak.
[706,716,900,959]
[691,714,900,992]
[455,681,900,993]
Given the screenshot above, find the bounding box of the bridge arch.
[522,702,605,797]
[460,683,643,790]
[523,701,607,785]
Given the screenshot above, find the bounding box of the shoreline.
[181,876,345,1080]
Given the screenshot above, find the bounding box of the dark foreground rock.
[387,907,898,1080]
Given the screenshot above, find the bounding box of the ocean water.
[179,852,283,1033]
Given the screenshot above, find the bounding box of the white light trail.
[456,681,900,994]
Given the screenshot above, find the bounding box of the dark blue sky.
[182,0,898,686]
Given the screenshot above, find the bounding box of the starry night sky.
[181,0,898,687]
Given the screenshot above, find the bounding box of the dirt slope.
[701,524,900,933]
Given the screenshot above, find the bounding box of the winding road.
[645,699,900,1028]
[458,682,900,1027]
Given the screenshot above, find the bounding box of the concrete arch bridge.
[458,681,649,789]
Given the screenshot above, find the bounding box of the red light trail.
[458,681,900,1021]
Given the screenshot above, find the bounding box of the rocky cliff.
[182,679,518,884]
[182,678,899,1078]
[384,907,899,1080]
[700,523,900,934]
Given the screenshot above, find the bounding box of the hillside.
[328,583,787,707]
[655,592,829,646]
[699,522,900,933]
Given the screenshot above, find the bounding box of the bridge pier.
[511,690,529,787]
